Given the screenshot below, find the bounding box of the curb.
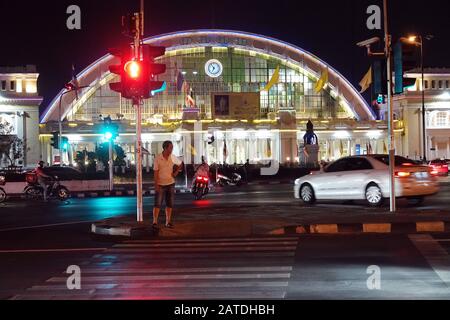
[74,188,191,199]
[91,222,157,238]
[269,221,450,235]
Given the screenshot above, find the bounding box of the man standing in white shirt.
[153,141,183,229]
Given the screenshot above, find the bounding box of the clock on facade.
[205,59,223,78]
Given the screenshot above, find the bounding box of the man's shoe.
[165,223,174,229]
[152,223,159,229]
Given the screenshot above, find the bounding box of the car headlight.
[0,176,5,185]
[295,178,301,185]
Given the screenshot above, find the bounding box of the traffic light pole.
[136,99,144,222]
[383,0,396,213]
[109,140,114,191]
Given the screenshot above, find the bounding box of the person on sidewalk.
[153,141,183,229]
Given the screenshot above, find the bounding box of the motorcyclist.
[35,161,52,201]
[193,156,210,186]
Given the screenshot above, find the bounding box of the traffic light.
[102,118,119,141]
[372,58,387,96]
[143,45,166,96]
[61,137,69,151]
[51,132,60,149]
[377,94,386,104]
[108,45,166,101]
[394,41,419,94]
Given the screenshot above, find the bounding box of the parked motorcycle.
[24,173,70,202]
[0,175,6,203]
[192,175,210,200]
[217,172,242,187]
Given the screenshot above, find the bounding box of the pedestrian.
[153,141,183,229]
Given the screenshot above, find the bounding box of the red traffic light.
[124,60,141,79]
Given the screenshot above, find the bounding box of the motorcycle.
[217,172,242,187]
[24,173,70,202]
[192,175,210,200]
[0,175,6,203]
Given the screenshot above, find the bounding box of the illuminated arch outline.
[41,29,374,123]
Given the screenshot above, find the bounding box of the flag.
[67,64,80,100]
[327,141,332,159]
[368,143,373,155]
[339,140,344,156]
[314,68,328,93]
[266,139,272,158]
[262,66,280,92]
[359,67,372,94]
[188,144,197,156]
[176,71,185,92]
[223,140,228,162]
[383,141,388,154]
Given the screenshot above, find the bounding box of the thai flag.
[66,64,80,100]
[176,71,185,92]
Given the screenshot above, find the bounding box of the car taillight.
[395,171,411,178]
[197,176,203,181]
[203,177,209,182]
[430,170,439,176]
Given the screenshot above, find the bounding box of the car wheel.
[57,187,70,201]
[300,184,316,204]
[365,183,384,207]
[407,197,424,206]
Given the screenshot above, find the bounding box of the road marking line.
[0,248,107,254]
[46,273,292,282]
[0,220,95,232]
[409,234,450,287]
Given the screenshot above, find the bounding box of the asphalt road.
[0,181,449,300]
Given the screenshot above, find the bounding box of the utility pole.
[383,0,396,212]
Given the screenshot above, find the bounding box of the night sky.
[1,0,449,113]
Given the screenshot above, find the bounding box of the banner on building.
[211,92,260,120]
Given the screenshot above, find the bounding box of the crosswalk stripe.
[114,241,298,248]
[91,252,296,259]
[27,281,290,291]
[13,291,287,300]
[123,237,299,244]
[46,273,291,282]
[107,246,297,253]
[72,266,293,274]
[12,236,299,300]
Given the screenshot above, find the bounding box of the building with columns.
[39,30,394,167]
[0,65,42,168]
[394,68,450,161]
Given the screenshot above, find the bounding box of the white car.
[294,155,439,206]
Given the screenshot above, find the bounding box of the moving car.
[294,155,439,207]
[428,159,449,176]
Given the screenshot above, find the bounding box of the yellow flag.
[314,68,328,93]
[359,67,372,94]
[262,66,280,92]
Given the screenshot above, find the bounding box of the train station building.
[39,30,398,167]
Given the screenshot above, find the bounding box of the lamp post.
[405,35,433,163]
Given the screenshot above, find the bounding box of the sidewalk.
[91,204,450,239]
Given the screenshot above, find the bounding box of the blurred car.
[428,159,449,176]
[294,155,439,207]
[26,166,83,181]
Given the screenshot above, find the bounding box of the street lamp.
[402,34,433,163]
